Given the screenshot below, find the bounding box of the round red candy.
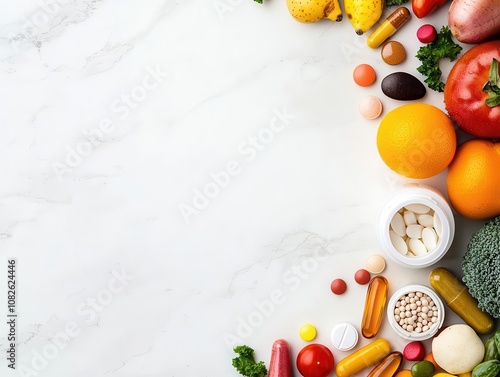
[403,341,426,361]
[354,269,371,285]
[331,279,347,295]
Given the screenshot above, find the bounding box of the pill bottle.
[376,184,455,269]
[386,284,445,341]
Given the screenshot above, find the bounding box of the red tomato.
[444,41,500,138]
[296,344,334,377]
[412,0,448,19]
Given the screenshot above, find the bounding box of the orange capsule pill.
[361,275,388,338]
[368,351,403,377]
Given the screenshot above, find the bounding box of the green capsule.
[411,360,435,377]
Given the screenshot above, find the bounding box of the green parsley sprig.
[385,0,409,6]
[232,345,268,377]
[416,26,462,92]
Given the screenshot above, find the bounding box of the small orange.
[376,103,457,179]
[447,139,500,220]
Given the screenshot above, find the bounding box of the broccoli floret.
[232,345,267,377]
[462,216,500,318]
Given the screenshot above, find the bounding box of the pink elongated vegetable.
[268,339,292,377]
[448,0,500,44]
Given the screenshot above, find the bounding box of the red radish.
[268,339,292,377]
[448,0,500,44]
[403,341,426,361]
[417,24,437,43]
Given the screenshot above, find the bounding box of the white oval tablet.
[331,323,358,351]
[390,230,408,255]
[404,203,431,214]
[433,212,442,237]
[406,224,424,239]
[422,227,438,251]
[417,214,434,227]
[409,238,427,256]
[390,212,406,237]
[403,210,417,226]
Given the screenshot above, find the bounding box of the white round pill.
[365,254,386,274]
[359,95,383,120]
[331,323,358,351]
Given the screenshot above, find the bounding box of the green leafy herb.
[416,26,462,92]
[254,0,263,3]
[483,59,500,107]
[385,0,409,6]
[232,345,268,377]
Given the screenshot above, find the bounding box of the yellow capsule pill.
[367,7,411,49]
[336,338,391,377]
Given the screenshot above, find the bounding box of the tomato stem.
[483,58,500,107]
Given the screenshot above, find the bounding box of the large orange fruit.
[447,139,500,220]
[376,104,457,179]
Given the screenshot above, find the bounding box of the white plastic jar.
[376,185,455,269]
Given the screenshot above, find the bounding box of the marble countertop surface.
[0,1,489,376]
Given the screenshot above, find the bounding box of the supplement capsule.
[367,7,411,49]
[429,267,494,335]
[368,351,403,377]
[335,338,391,377]
[361,275,389,338]
[268,339,292,377]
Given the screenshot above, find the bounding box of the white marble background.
[0,1,486,376]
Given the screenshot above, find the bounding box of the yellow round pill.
[300,324,317,341]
